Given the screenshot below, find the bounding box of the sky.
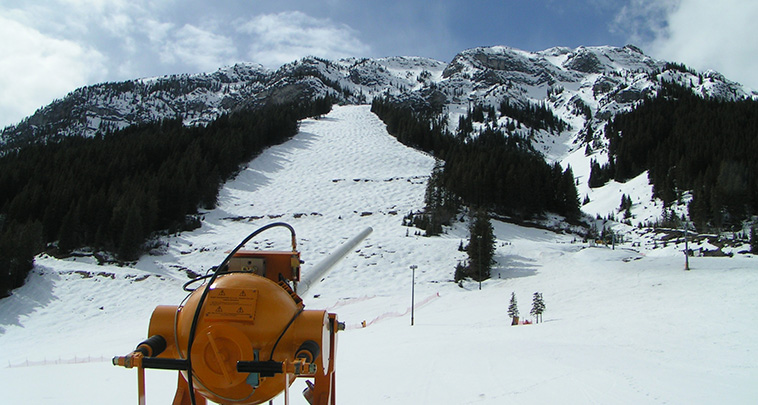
[1,0,756,128]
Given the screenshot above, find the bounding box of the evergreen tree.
[530,292,545,323]
[471,105,485,123]
[619,194,633,219]
[606,82,758,230]
[508,292,520,323]
[422,160,459,236]
[588,159,612,188]
[499,99,566,133]
[457,114,473,138]
[57,204,81,254]
[557,165,581,220]
[751,227,758,254]
[0,220,43,298]
[454,261,468,284]
[466,208,495,282]
[118,204,143,261]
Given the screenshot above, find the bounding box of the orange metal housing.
[227,250,301,284]
[124,248,337,405]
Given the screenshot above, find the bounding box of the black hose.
[268,308,304,361]
[236,360,283,376]
[185,222,296,405]
[182,274,214,292]
[142,357,189,370]
[135,335,167,357]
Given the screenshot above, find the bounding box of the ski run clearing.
[1,105,756,404]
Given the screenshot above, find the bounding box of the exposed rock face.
[565,50,603,73]
[593,77,619,96]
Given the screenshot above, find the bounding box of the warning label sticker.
[204,288,258,322]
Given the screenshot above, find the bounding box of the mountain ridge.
[3,44,758,245]
[3,44,754,160]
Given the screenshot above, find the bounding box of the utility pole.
[478,238,482,290]
[410,265,417,326]
[684,223,690,271]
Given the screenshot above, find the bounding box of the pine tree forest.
[371,95,581,222]
[0,98,333,297]
[593,81,758,231]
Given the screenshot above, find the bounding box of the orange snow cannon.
[113,222,366,405]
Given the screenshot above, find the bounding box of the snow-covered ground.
[1,105,756,404]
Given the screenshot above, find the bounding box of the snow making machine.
[113,222,372,405]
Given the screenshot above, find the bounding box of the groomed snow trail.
[164,104,446,300]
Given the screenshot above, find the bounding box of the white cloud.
[0,3,374,128]
[612,0,680,45]
[0,16,106,128]
[160,24,238,72]
[237,11,371,68]
[144,19,174,44]
[616,0,758,90]
[0,0,176,127]
[650,0,758,90]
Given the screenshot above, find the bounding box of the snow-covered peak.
[559,45,662,74]
[2,43,755,158]
[443,46,556,78]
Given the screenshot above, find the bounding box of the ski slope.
[1,105,756,404]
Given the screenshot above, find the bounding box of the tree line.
[456,100,567,139]
[0,98,333,297]
[592,80,758,231]
[372,95,580,223]
[373,95,580,283]
[498,99,567,134]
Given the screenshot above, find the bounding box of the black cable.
[268,308,304,361]
[184,222,296,405]
[182,274,214,292]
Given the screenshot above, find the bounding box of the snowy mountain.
[418,45,752,159]
[3,44,753,163]
[3,43,756,271]
[0,56,445,151]
[4,46,755,235]
[0,105,755,404]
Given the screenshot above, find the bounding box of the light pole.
[478,240,482,290]
[410,265,417,326]
[684,222,690,271]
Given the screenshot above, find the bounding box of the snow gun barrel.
[297,226,373,294]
